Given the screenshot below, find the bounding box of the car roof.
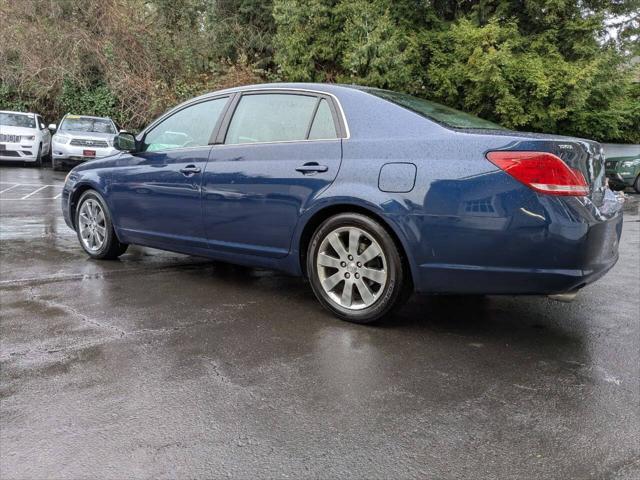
[189,82,364,104]
[606,154,640,161]
[0,110,36,116]
[63,114,114,121]
[147,82,449,141]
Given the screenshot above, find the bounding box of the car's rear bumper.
[402,188,624,295]
[415,250,619,295]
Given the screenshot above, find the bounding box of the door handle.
[180,165,201,175]
[295,162,328,174]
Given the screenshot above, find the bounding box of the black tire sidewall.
[75,190,120,259]
[307,213,407,323]
[35,144,42,167]
[634,175,640,194]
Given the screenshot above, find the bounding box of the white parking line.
[0,198,62,201]
[0,181,62,187]
[21,185,49,199]
[0,184,19,194]
[0,183,63,200]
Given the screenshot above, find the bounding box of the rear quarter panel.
[302,91,622,293]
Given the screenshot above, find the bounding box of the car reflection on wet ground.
[1,166,638,479]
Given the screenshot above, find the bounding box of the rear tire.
[75,190,128,260]
[307,213,410,324]
[634,175,640,194]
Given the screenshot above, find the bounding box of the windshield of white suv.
[0,113,36,128]
[60,116,116,134]
[361,88,506,130]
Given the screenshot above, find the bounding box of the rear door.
[109,96,230,249]
[201,91,345,258]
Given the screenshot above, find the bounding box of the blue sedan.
[61,83,623,323]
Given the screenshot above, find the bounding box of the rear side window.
[144,97,228,152]
[363,88,505,130]
[225,94,318,144]
[308,99,338,140]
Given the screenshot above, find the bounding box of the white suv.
[50,115,119,170]
[0,111,52,166]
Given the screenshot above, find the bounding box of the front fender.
[62,171,111,230]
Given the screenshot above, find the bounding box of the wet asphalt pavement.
[0,165,638,479]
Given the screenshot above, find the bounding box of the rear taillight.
[486,151,589,196]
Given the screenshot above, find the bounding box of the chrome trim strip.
[215,138,342,148]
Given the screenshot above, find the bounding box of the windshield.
[60,116,116,134]
[363,88,505,130]
[0,112,36,129]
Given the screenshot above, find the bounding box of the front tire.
[34,144,42,168]
[634,175,640,194]
[75,190,128,260]
[307,213,410,324]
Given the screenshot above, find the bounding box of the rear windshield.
[60,116,116,134]
[364,88,505,130]
[0,112,35,128]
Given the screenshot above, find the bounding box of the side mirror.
[114,132,137,152]
[48,123,57,132]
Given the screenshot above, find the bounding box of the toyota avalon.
[61,83,624,323]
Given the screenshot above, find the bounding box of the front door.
[109,97,230,250]
[202,92,343,257]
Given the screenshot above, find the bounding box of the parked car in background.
[50,115,119,170]
[61,83,623,323]
[0,110,51,166]
[605,154,640,193]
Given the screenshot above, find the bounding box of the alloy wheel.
[316,226,388,310]
[78,199,107,252]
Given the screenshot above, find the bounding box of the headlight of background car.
[54,135,70,144]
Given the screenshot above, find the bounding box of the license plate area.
[83,149,96,158]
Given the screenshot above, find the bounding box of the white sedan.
[0,111,52,166]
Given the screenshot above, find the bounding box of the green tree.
[273,0,640,142]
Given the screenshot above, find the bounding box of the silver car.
[50,115,119,170]
[0,110,52,166]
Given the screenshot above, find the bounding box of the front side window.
[225,94,319,145]
[60,116,116,134]
[0,112,36,129]
[144,98,228,152]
